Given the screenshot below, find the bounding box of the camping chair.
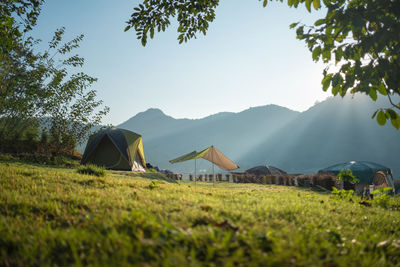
[189,174,193,181]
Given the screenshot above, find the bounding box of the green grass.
[1,161,400,266]
[77,164,106,177]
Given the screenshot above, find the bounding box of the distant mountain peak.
[242,104,299,113]
[132,108,168,119]
[143,108,165,115]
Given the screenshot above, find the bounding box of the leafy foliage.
[39,28,110,154]
[0,0,43,57]
[331,169,358,199]
[0,1,109,156]
[125,0,220,46]
[371,187,393,208]
[295,0,400,129]
[125,0,400,129]
[332,186,354,199]
[337,169,359,184]
[125,0,322,46]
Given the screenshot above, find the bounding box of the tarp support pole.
[213,163,215,185]
[212,149,215,186]
[195,158,197,185]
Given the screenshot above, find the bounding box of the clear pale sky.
[33,0,330,125]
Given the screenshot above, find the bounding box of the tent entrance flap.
[169,145,239,171]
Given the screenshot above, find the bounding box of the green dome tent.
[81,128,146,171]
[318,161,393,187]
[245,165,287,176]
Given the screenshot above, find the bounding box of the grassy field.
[1,161,400,266]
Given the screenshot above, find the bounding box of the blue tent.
[318,161,392,185]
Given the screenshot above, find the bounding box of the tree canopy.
[125,0,400,129]
[0,0,109,156]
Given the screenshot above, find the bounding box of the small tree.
[1,2,109,157]
[336,169,359,185]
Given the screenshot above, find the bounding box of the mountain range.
[116,94,400,178]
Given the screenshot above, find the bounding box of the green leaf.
[376,110,387,126]
[322,75,332,91]
[296,26,304,36]
[263,0,268,7]
[369,88,377,101]
[390,115,400,130]
[332,85,340,96]
[386,109,397,120]
[372,110,378,119]
[141,37,147,46]
[312,46,321,61]
[377,83,387,95]
[331,73,341,87]
[335,48,343,62]
[314,19,325,26]
[312,0,321,9]
[305,0,312,12]
[289,22,299,29]
[150,27,154,39]
[322,49,331,61]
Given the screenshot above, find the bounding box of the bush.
[77,164,106,177]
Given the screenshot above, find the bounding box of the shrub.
[372,187,393,208]
[332,187,354,199]
[77,164,106,177]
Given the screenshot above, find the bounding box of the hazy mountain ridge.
[239,96,400,175]
[117,95,400,177]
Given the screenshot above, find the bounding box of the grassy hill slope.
[1,161,400,266]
